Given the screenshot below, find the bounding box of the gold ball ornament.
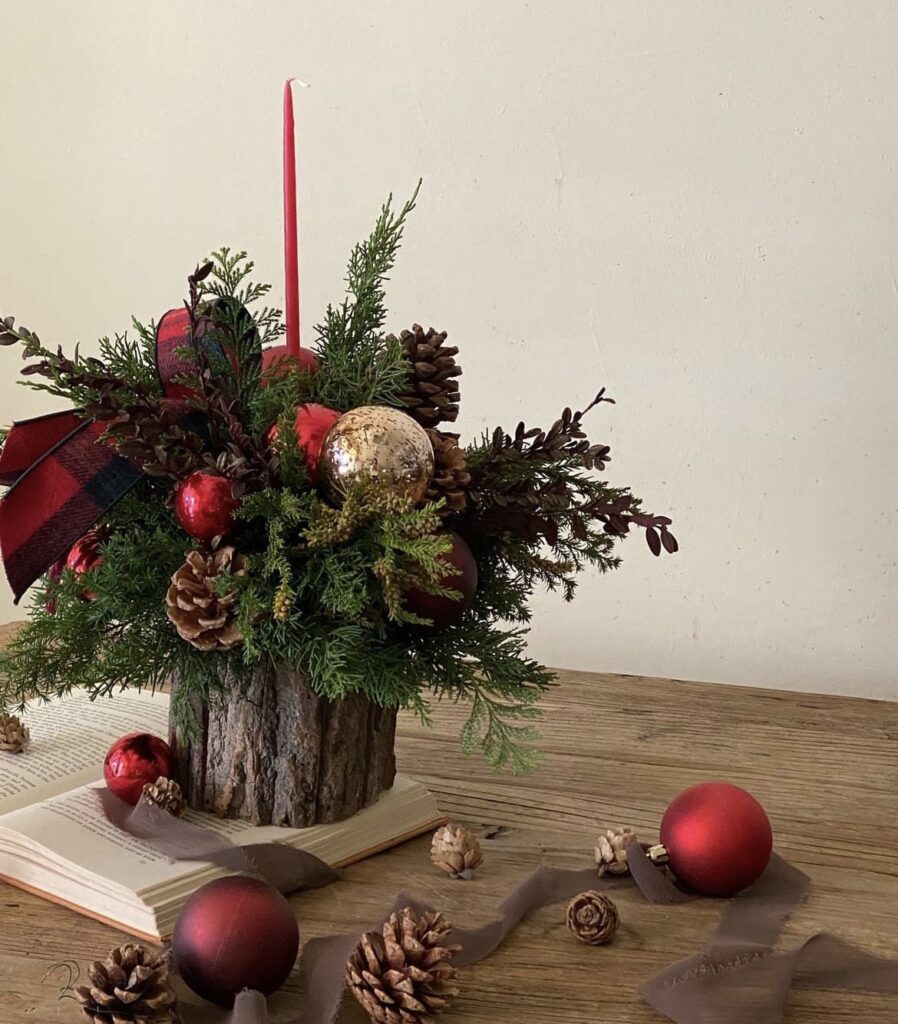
[319,406,435,504]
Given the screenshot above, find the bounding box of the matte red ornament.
[103,733,174,806]
[172,876,300,1006]
[659,781,773,897]
[265,403,342,484]
[64,528,104,601]
[403,531,479,627]
[261,344,319,382]
[174,471,240,542]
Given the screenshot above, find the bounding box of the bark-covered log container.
[168,662,398,827]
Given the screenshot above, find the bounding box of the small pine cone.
[74,943,178,1024]
[566,891,620,946]
[430,823,483,880]
[166,547,245,652]
[0,713,29,753]
[141,776,185,817]
[346,907,460,1024]
[425,430,471,517]
[395,325,461,428]
[595,826,638,877]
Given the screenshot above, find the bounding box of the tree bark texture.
[168,662,398,827]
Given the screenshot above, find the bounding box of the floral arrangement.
[0,188,675,770]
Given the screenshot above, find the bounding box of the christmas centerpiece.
[0,183,675,827]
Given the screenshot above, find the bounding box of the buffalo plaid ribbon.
[0,307,203,602]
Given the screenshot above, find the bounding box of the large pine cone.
[430,823,483,879]
[395,325,461,427]
[425,431,471,517]
[346,907,460,1024]
[165,547,245,651]
[74,944,177,1024]
[0,713,29,754]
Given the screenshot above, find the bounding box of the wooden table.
[1,620,897,1022]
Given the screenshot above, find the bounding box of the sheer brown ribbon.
[100,792,898,1024]
[634,846,898,1022]
[98,790,339,895]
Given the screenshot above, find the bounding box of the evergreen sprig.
[309,183,422,411]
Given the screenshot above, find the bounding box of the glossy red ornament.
[265,403,342,484]
[660,781,773,897]
[172,876,300,1006]
[174,471,240,541]
[403,532,479,627]
[103,733,174,806]
[65,528,104,601]
[261,344,319,382]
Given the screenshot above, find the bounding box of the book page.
[0,690,170,815]
[1,784,179,889]
[0,776,434,895]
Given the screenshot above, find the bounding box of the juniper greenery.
[0,189,675,772]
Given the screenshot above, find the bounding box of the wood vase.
[168,662,398,827]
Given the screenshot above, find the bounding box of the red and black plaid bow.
[0,307,204,603]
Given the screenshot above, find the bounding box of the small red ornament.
[403,531,479,627]
[265,403,342,484]
[261,344,319,382]
[659,781,773,897]
[172,876,300,1006]
[175,471,240,541]
[103,733,174,806]
[65,528,104,601]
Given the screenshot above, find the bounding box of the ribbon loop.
[0,306,219,601]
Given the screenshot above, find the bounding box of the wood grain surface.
[1,619,897,1022]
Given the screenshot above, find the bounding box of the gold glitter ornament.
[319,405,435,505]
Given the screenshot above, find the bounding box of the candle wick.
[287,77,312,89]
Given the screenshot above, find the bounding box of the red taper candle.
[283,78,300,356]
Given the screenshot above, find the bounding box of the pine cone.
[0,713,29,753]
[424,431,470,517]
[566,891,620,946]
[395,325,461,428]
[595,826,637,877]
[165,547,245,651]
[141,777,184,817]
[346,907,460,1024]
[430,823,483,880]
[74,943,177,1024]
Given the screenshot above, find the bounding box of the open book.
[0,690,442,941]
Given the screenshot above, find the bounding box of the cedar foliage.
[0,189,675,772]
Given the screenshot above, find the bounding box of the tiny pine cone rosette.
[430,823,483,880]
[566,891,620,946]
[0,713,29,754]
[346,907,461,1024]
[74,942,177,1023]
[141,776,185,817]
[595,825,638,877]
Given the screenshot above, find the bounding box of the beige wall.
[1,2,896,698]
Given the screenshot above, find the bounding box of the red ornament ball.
[172,876,300,1006]
[403,531,478,627]
[261,344,319,381]
[65,529,104,601]
[175,471,240,541]
[265,403,342,484]
[660,781,773,897]
[103,733,174,806]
